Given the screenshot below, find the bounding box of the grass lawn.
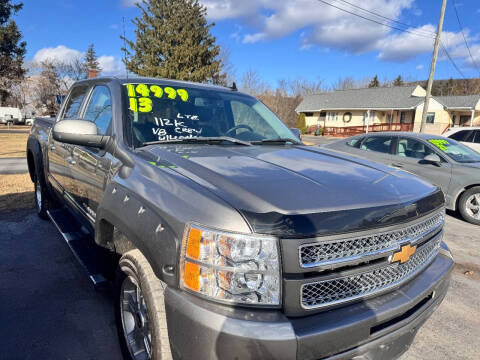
[0,174,34,212]
[0,133,29,158]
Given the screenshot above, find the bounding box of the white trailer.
[0,107,23,125]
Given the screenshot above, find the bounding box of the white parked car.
[444,127,480,153]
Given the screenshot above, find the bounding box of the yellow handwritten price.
[129,97,153,113]
[125,84,189,102]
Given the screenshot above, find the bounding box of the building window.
[400,111,406,123]
[426,112,435,124]
[320,112,326,117]
[305,112,314,117]
[327,112,338,121]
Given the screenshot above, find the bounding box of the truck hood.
[143,144,443,237]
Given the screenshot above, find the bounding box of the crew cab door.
[47,85,90,194]
[391,136,452,195]
[68,85,113,220]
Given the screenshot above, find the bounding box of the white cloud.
[33,45,124,76]
[98,56,125,75]
[122,0,137,7]
[33,45,82,63]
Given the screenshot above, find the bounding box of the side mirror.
[53,120,110,149]
[290,128,302,140]
[424,153,442,166]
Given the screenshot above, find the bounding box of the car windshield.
[428,138,480,163]
[122,82,297,147]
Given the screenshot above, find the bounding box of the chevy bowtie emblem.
[390,244,417,264]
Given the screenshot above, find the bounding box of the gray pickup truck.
[27,77,453,360]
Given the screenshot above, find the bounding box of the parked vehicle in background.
[444,127,480,153]
[27,78,453,360]
[25,118,34,126]
[0,107,22,125]
[324,132,480,225]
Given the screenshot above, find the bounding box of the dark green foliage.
[368,75,380,88]
[0,0,26,104]
[84,44,101,73]
[297,113,307,134]
[393,75,404,87]
[122,0,223,84]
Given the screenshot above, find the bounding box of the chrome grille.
[301,232,442,309]
[299,211,444,268]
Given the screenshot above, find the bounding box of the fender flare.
[95,183,179,288]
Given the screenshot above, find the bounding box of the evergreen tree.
[0,0,26,105]
[297,113,307,134]
[122,0,223,83]
[84,44,101,73]
[368,75,380,88]
[393,75,404,87]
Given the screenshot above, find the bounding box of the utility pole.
[420,0,447,133]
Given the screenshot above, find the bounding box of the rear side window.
[62,86,90,120]
[449,130,474,143]
[360,136,392,154]
[347,136,364,148]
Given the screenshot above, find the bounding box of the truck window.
[83,86,112,135]
[122,83,296,147]
[62,85,90,120]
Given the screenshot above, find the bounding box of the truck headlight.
[179,224,281,306]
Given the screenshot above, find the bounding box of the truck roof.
[74,76,239,94]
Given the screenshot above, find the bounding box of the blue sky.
[16,0,480,87]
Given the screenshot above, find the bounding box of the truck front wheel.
[34,160,50,220]
[116,250,173,360]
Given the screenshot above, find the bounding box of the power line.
[315,0,435,39]
[452,0,480,75]
[331,0,436,37]
[440,41,466,79]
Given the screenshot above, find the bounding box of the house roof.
[296,85,424,113]
[434,95,480,110]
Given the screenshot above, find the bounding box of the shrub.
[297,113,307,134]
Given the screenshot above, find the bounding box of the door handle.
[392,163,404,168]
[50,145,56,151]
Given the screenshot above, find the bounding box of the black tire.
[458,186,480,225]
[115,249,172,360]
[34,156,50,220]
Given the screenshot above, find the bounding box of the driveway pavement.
[0,157,28,174]
[0,209,122,360]
[302,135,337,146]
[0,209,478,359]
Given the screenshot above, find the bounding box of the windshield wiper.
[142,136,252,147]
[251,138,302,145]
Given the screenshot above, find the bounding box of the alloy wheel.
[120,276,152,360]
[465,193,480,220]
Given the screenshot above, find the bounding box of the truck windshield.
[429,138,480,163]
[122,83,297,147]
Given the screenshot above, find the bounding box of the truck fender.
[95,183,179,288]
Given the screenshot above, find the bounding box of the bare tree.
[240,69,270,96]
[331,76,357,90]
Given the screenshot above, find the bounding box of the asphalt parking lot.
[0,209,478,359]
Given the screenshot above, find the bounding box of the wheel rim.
[465,193,480,220]
[35,179,42,211]
[120,276,152,360]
